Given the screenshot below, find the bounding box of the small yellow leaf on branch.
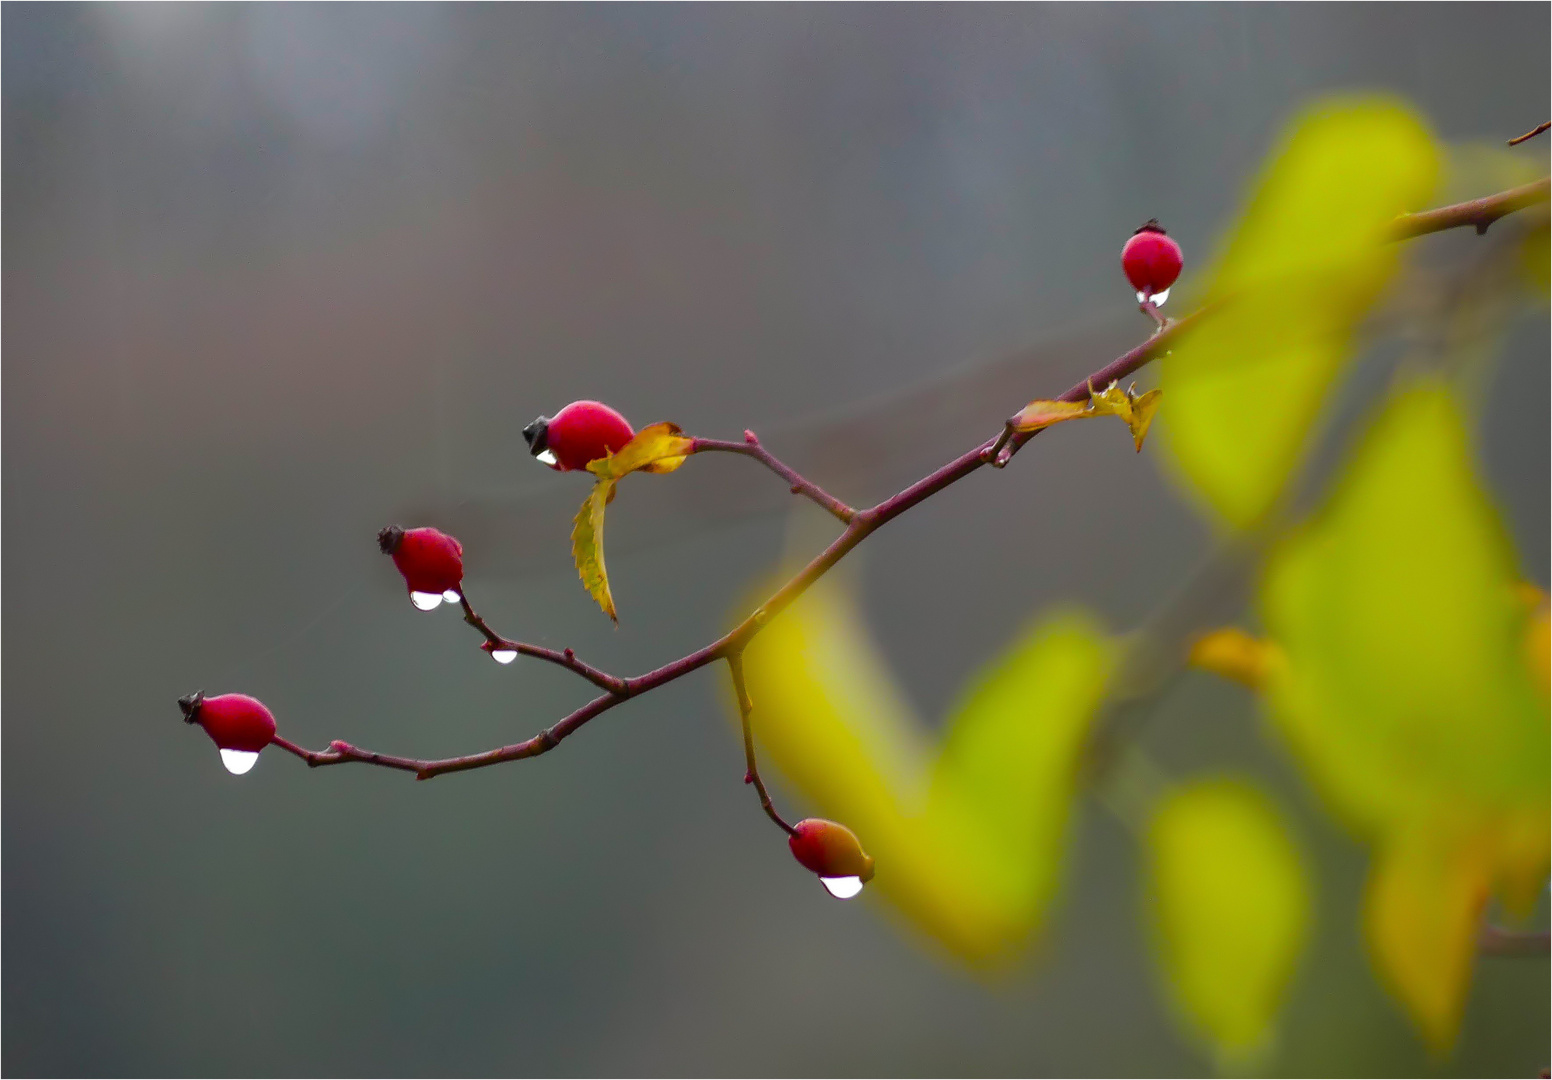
[1010,398,1091,434]
[572,479,618,622]
[588,421,695,480]
[1010,382,1162,451]
[572,422,699,621]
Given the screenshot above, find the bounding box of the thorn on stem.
[743,429,759,445]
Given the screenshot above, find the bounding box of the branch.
[264,179,1549,781]
[691,432,856,523]
[1508,121,1551,146]
[1391,176,1550,239]
[1479,923,1551,957]
[456,593,627,694]
[727,652,795,834]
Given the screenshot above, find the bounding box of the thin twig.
[691,432,856,523]
[727,652,795,834]
[1478,923,1551,956]
[1507,121,1551,147]
[456,593,628,694]
[264,179,1548,782]
[1391,176,1550,239]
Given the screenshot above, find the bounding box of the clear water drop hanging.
[442,589,461,603]
[535,449,559,467]
[219,748,260,775]
[820,875,864,900]
[1150,287,1170,307]
[491,649,518,665]
[410,591,443,610]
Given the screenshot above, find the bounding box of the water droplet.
[1150,287,1170,307]
[1136,290,1149,304]
[410,591,443,610]
[820,875,864,900]
[220,748,260,775]
[535,449,558,466]
[442,589,462,603]
[491,649,518,665]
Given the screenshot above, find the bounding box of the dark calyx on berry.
[178,690,205,724]
[1133,218,1167,235]
[522,416,550,457]
[377,525,405,555]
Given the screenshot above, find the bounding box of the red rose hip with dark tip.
[522,400,635,472]
[1121,220,1184,302]
[788,818,876,883]
[179,691,276,752]
[378,525,464,598]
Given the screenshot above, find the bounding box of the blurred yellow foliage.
[1159,98,1440,527]
[739,580,1113,966]
[1260,381,1549,1049]
[1147,779,1311,1065]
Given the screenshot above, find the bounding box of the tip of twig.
[1507,120,1551,146]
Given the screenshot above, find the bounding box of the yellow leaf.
[930,611,1114,922]
[1364,828,1491,1052]
[1010,398,1090,434]
[1148,779,1311,1064]
[1261,381,1547,832]
[570,422,698,620]
[1188,627,1280,691]
[1259,380,1549,1045]
[1125,388,1162,452]
[571,480,617,623]
[1011,382,1162,451]
[1159,98,1440,527]
[739,577,1114,966]
[587,421,695,480]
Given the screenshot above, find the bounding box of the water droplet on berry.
[442,589,461,603]
[1136,290,1148,304]
[410,591,444,610]
[491,649,518,665]
[535,449,559,467]
[220,748,260,775]
[1151,287,1171,307]
[820,875,865,900]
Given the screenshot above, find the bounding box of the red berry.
[1121,220,1183,303]
[788,818,875,896]
[378,525,464,608]
[179,691,276,774]
[523,400,635,472]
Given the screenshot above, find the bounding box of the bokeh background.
[5,4,1548,1075]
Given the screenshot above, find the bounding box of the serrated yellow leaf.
[588,421,695,480]
[1159,98,1440,527]
[570,422,697,620]
[1148,779,1311,1064]
[571,480,617,622]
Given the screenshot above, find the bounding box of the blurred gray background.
[5,4,1548,1076]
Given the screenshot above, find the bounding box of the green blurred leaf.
[930,611,1114,920]
[1258,379,1549,1045]
[1147,779,1311,1064]
[1159,98,1440,527]
[740,579,1113,965]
